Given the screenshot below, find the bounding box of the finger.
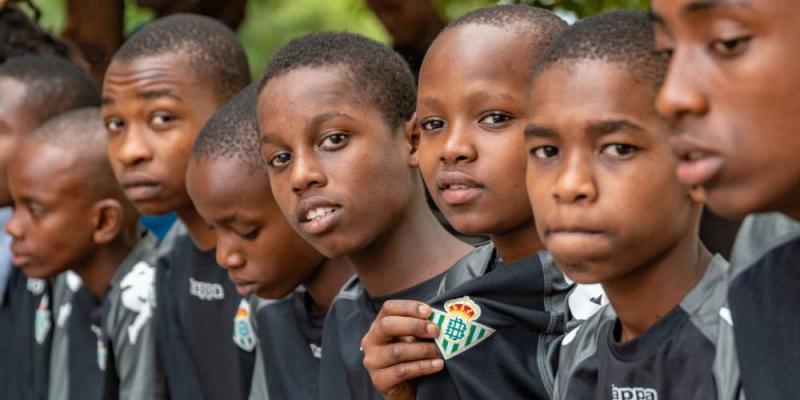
[378,315,439,339]
[380,300,432,319]
[370,359,445,394]
[363,341,441,370]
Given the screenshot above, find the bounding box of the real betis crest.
[428,296,494,360]
[233,299,257,352]
[34,293,51,345]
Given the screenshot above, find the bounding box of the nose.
[552,152,598,204]
[113,124,154,167]
[439,124,477,165]
[290,152,326,195]
[6,207,25,240]
[216,236,245,270]
[655,49,709,121]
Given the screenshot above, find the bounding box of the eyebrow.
[682,0,751,16]
[309,112,354,127]
[524,124,558,139]
[465,91,516,105]
[138,89,181,101]
[101,97,115,106]
[585,119,644,137]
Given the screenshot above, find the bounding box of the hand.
[362,300,445,400]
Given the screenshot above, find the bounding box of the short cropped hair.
[534,9,667,88]
[0,5,74,63]
[0,55,100,125]
[27,108,118,199]
[192,84,262,172]
[258,32,416,131]
[112,13,250,103]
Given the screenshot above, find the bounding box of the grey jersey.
[730,212,800,269]
[47,271,83,400]
[102,233,163,400]
[553,255,730,400]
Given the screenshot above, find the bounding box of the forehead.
[421,25,533,88]
[651,0,763,22]
[530,61,657,123]
[102,54,209,105]
[188,157,271,213]
[11,141,82,193]
[0,77,34,123]
[258,67,381,134]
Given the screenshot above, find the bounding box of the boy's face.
[0,78,38,206]
[258,67,416,259]
[187,157,326,298]
[525,61,700,284]
[651,0,800,219]
[101,54,220,215]
[417,25,533,236]
[6,141,96,279]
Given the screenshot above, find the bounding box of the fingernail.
[432,359,444,369]
[427,323,438,336]
[418,304,430,316]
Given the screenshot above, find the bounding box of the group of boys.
[0,1,797,399]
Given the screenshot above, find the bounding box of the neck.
[177,204,216,251]
[350,184,472,297]
[603,235,711,343]
[304,257,354,313]
[490,217,544,263]
[75,240,135,297]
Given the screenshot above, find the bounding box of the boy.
[361,6,574,400]
[524,10,728,400]
[257,32,476,399]
[650,1,800,397]
[100,13,252,400]
[6,107,158,400]
[0,55,100,400]
[186,84,353,399]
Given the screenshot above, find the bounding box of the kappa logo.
[232,299,256,352]
[189,277,225,301]
[34,293,51,345]
[121,261,155,344]
[428,296,495,360]
[612,385,658,400]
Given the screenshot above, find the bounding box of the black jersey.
[0,270,50,400]
[155,227,255,400]
[318,247,490,400]
[415,249,570,400]
[249,289,326,399]
[553,255,729,400]
[728,235,800,399]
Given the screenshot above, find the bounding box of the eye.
[601,143,638,158]
[105,117,125,134]
[150,112,177,129]
[269,151,292,169]
[236,228,260,241]
[419,117,446,132]
[531,145,559,159]
[478,112,512,126]
[710,36,751,58]
[319,133,348,150]
[28,203,45,219]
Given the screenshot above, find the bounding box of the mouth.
[120,174,163,202]
[436,171,485,206]
[229,276,258,297]
[10,248,31,268]
[296,197,342,236]
[672,138,724,186]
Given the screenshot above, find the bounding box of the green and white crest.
[428,296,494,360]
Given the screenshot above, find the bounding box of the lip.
[435,170,485,206]
[671,136,724,186]
[10,247,31,267]
[119,173,162,202]
[295,196,342,236]
[229,276,258,297]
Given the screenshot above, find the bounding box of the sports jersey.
[728,235,800,399]
[317,246,490,400]
[155,224,255,400]
[415,246,571,400]
[553,255,729,400]
[47,271,85,400]
[730,212,800,269]
[248,288,327,399]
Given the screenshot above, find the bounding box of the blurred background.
[4,0,648,82]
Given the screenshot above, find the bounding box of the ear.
[403,113,420,167]
[688,184,706,204]
[91,199,125,245]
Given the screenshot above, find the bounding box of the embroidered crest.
[232,299,257,352]
[27,278,45,295]
[34,293,51,345]
[428,296,495,360]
